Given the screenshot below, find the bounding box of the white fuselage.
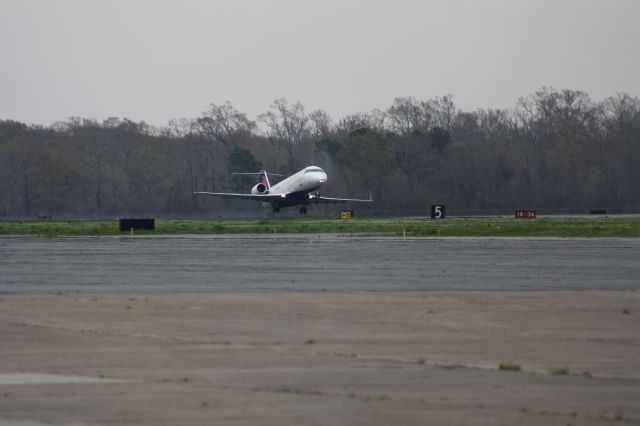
[261,166,327,206]
[270,166,327,194]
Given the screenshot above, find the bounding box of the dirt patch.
[1,291,639,425]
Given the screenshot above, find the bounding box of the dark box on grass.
[119,218,155,232]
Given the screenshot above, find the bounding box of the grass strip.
[1,216,640,238]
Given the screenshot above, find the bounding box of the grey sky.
[1,0,639,127]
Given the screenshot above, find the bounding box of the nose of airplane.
[319,171,327,184]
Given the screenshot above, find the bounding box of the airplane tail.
[232,171,282,190]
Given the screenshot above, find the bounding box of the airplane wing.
[195,190,373,204]
[309,193,373,204]
[194,192,289,202]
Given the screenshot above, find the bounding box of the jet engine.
[251,183,268,195]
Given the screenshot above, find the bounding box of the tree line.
[1,88,639,218]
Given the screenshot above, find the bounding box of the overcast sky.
[1,0,639,127]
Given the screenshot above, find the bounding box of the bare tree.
[258,98,310,144]
[602,93,640,205]
[197,101,256,146]
[368,108,388,130]
[168,118,209,209]
[429,95,456,130]
[387,96,455,135]
[387,97,425,135]
[337,109,387,134]
[308,109,333,140]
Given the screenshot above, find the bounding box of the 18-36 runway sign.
[515,209,536,219]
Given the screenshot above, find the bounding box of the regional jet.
[194,166,372,214]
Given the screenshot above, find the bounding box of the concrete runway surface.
[1,235,639,292]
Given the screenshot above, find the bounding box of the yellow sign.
[340,210,352,220]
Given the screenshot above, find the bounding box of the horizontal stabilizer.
[231,172,284,176]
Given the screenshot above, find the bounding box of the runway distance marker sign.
[431,205,445,219]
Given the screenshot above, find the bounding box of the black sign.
[119,218,155,232]
[431,205,445,219]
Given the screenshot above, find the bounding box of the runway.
[2,235,640,425]
[1,235,639,292]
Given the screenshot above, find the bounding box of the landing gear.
[299,206,308,215]
[272,205,280,213]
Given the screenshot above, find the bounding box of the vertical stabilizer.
[260,171,271,190]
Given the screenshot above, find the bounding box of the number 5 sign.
[431,205,446,219]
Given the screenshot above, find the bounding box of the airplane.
[194,166,372,214]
